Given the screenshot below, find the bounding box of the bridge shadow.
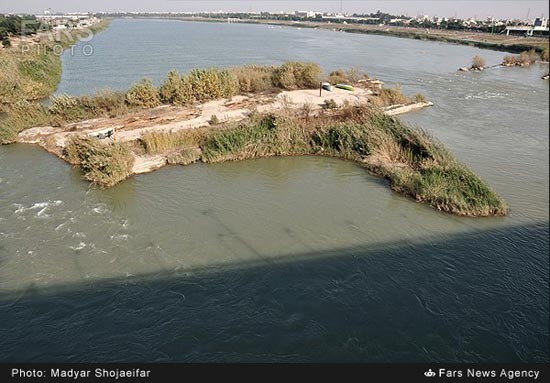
[0,222,548,362]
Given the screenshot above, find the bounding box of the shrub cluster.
[0,20,109,112]
[0,51,62,112]
[370,86,412,107]
[323,99,338,109]
[65,136,134,188]
[502,50,538,67]
[230,65,277,93]
[49,91,130,120]
[414,93,427,103]
[159,68,240,104]
[187,68,239,102]
[272,62,323,89]
[125,79,161,108]
[139,130,204,154]
[159,70,192,105]
[0,101,53,143]
[158,62,322,103]
[327,68,368,84]
[471,55,486,70]
[0,14,43,44]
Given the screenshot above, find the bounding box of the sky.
[0,1,548,20]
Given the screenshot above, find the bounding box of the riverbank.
[0,19,111,111]
[144,16,549,54]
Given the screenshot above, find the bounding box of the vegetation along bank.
[0,16,111,111]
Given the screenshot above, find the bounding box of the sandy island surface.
[17,85,432,175]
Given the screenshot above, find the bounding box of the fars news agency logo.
[425,369,437,378]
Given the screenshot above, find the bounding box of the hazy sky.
[1,1,548,20]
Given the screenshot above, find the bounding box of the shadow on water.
[0,222,548,362]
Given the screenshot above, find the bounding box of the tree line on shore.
[0,14,48,47]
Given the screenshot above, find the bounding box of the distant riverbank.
[140,16,549,54]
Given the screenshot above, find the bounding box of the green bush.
[139,130,204,154]
[0,101,52,144]
[323,99,338,109]
[166,147,201,165]
[327,69,348,85]
[371,86,410,107]
[65,136,134,187]
[230,65,276,93]
[159,70,193,105]
[48,95,83,119]
[272,62,322,89]
[81,91,129,117]
[208,114,220,125]
[414,93,427,103]
[186,68,239,102]
[218,69,240,97]
[125,79,161,108]
[0,51,62,110]
[327,68,368,84]
[49,91,131,120]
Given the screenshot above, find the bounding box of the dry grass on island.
[502,49,540,67]
[460,48,549,72]
[3,61,507,216]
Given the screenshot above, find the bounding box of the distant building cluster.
[93,10,548,35]
[36,9,101,31]
[7,8,545,36]
[277,10,548,33]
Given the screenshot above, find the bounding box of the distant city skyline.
[1,1,548,20]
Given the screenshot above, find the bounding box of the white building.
[295,11,317,18]
[533,18,548,28]
[37,14,101,30]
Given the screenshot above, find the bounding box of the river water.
[0,19,548,362]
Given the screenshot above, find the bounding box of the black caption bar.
[2,363,549,382]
